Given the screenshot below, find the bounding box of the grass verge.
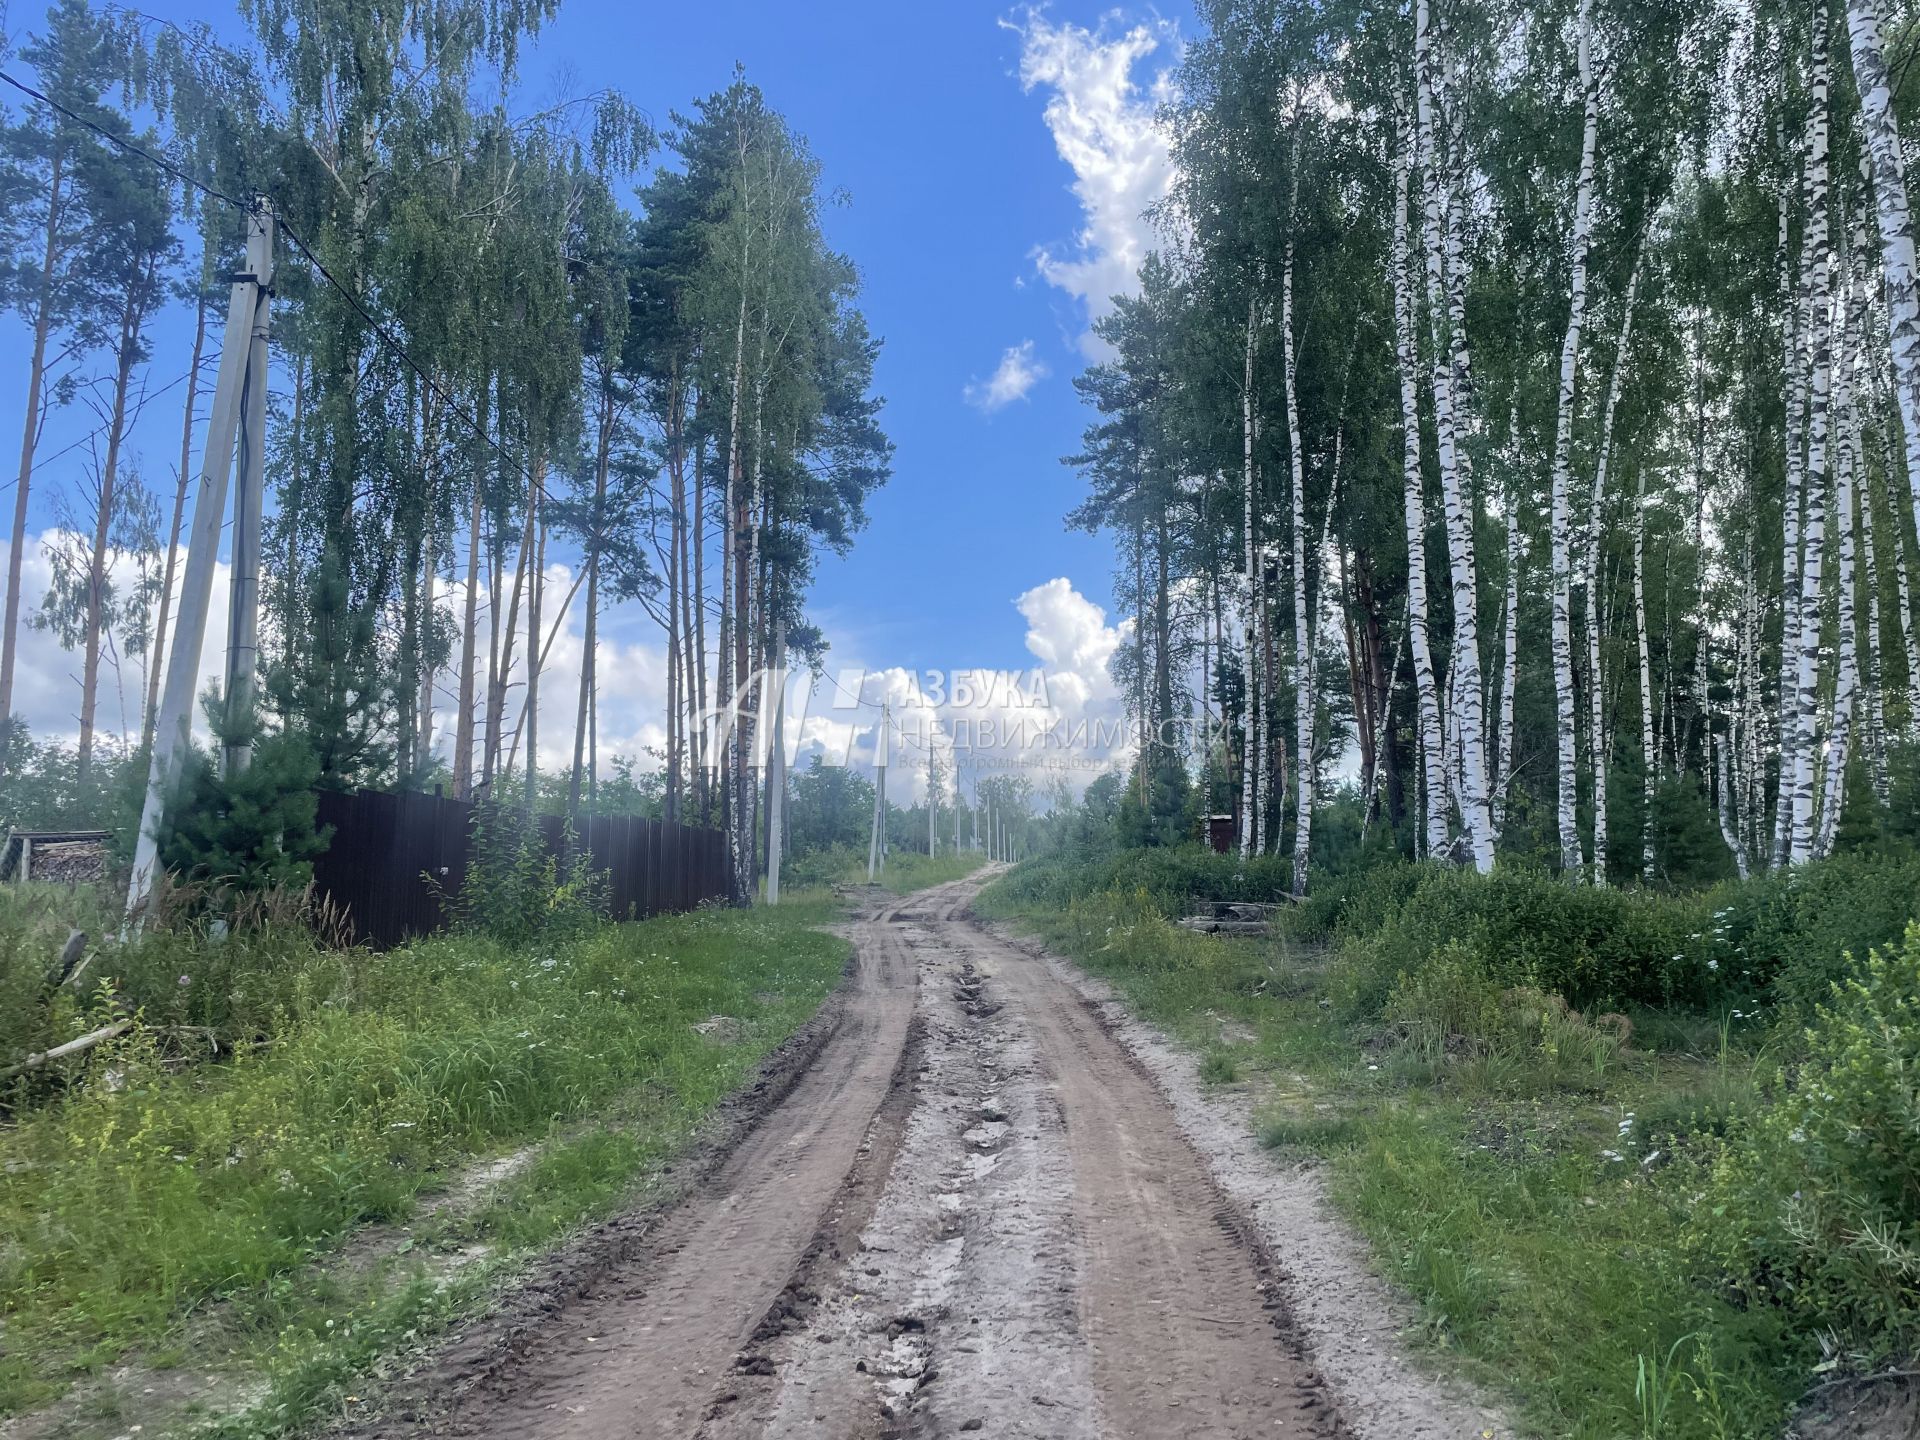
[978,885,1806,1440]
[0,895,849,1435]
[778,846,985,896]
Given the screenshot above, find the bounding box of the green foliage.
[1694,851,1920,1021]
[1342,866,1713,1014]
[1384,939,1626,1092]
[990,842,1302,918]
[782,843,983,896]
[0,723,138,835]
[1641,773,1738,889]
[785,756,875,856]
[159,719,329,893]
[1694,925,1920,1367]
[442,801,607,946]
[0,884,343,1097]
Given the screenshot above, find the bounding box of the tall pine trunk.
[145,239,213,756]
[79,259,155,782]
[1,146,67,763]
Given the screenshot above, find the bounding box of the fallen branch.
[3,1021,132,1080]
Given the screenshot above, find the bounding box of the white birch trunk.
[1718,735,1750,878]
[1283,222,1315,895]
[1775,150,1815,863]
[1394,139,1452,860]
[1494,472,1521,836]
[1416,0,1493,871]
[1583,257,1641,885]
[1819,255,1865,854]
[1544,0,1601,879]
[1845,0,1920,564]
[1860,438,1891,800]
[1635,477,1656,881]
[1240,295,1261,861]
[1790,5,1834,867]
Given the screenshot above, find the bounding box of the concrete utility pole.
[764,637,789,905]
[867,701,890,882]
[127,200,274,921]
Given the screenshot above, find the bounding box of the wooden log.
[3,1021,131,1079]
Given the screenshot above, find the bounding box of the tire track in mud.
[706,889,1098,1440]
[360,886,940,1440]
[352,873,1359,1440]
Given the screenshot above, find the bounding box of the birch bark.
[1239,294,1261,860]
[1635,476,1656,880]
[1543,0,1601,879]
[1393,139,1452,860]
[1790,4,1834,867]
[1845,0,1920,557]
[1819,255,1865,854]
[1416,0,1493,870]
[1282,175,1315,895]
[1583,256,1642,885]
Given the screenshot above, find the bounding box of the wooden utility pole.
[127,201,273,920]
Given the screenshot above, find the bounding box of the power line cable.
[0,67,560,511]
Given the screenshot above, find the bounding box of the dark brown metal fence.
[310,788,730,948]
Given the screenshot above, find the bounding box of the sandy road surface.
[363,873,1366,1439]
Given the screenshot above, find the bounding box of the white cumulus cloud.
[1007,9,1180,354]
[963,339,1049,413]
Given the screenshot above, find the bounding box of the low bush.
[1693,924,1920,1367]
[1695,851,1920,1020]
[1326,866,1712,1019]
[1382,939,1626,1092]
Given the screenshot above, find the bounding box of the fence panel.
[310,788,729,948]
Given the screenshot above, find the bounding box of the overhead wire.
[0,67,562,512]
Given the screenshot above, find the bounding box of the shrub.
[1,887,360,1109]
[161,726,331,893]
[1698,852,1920,1020]
[1694,924,1920,1365]
[1382,938,1624,1091]
[442,802,607,945]
[1352,866,1711,1014]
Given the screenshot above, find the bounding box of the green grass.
[779,846,985,896]
[978,883,1808,1439]
[866,849,986,894]
[0,895,850,1430]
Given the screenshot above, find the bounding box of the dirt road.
[365,874,1363,1439]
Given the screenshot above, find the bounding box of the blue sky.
[1,0,1195,783]
[541,0,1190,668]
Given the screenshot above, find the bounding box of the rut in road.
[366,874,1349,1439]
